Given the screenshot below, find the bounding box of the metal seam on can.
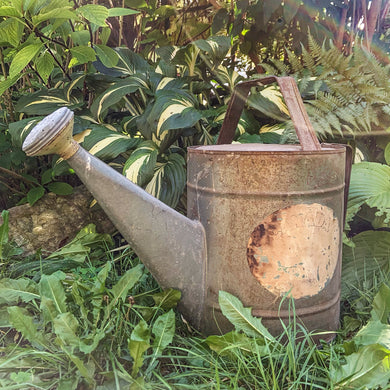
[187,182,345,197]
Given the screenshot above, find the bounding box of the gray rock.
[0,186,115,256]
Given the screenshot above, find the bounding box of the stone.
[0,186,115,256]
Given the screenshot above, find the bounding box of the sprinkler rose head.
[22,107,79,159]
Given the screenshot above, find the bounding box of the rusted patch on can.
[247,203,339,299]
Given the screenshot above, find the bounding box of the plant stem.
[40,39,72,81]
[0,167,36,185]
[0,177,25,195]
[28,64,48,88]
[0,50,15,122]
[118,0,124,47]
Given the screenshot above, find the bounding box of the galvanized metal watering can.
[23,76,351,339]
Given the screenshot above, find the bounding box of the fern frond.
[307,34,322,61]
[260,62,280,75]
[269,58,290,75]
[286,47,303,73]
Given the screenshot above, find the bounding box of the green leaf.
[152,288,181,310]
[0,210,9,250]
[9,117,42,147]
[354,320,390,349]
[342,231,390,299]
[192,35,231,62]
[41,169,53,185]
[123,141,159,187]
[108,264,143,310]
[90,76,148,120]
[113,47,153,76]
[79,329,106,354]
[53,312,80,347]
[62,348,95,386]
[92,262,111,295]
[149,90,201,137]
[247,86,289,122]
[46,243,89,261]
[372,284,390,323]
[41,295,59,323]
[32,8,75,25]
[39,271,67,318]
[0,278,39,304]
[385,142,390,165]
[15,88,75,115]
[347,162,390,223]
[330,344,390,389]
[0,6,22,17]
[108,8,139,17]
[0,74,23,96]
[212,8,229,34]
[95,44,119,68]
[205,331,259,356]
[27,186,45,206]
[69,46,96,67]
[46,182,73,195]
[8,306,47,348]
[77,4,108,26]
[35,52,54,83]
[70,30,90,46]
[9,43,43,78]
[218,291,275,341]
[152,309,175,355]
[83,126,141,160]
[145,152,186,208]
[129,320,151,377]
[91,262,111,324]
[0,18,24,47]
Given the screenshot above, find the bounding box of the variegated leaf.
[82,126,141,160]
[214,108,259,138]
[90,76,149,120]
[111,47,153,76]
[145,152,186,208]
[8,117,43,147]
[192,35,231,62]
[148,89,202,138]
[123,141,159,187]
[213,65,242,91]
[14,89,80,115]
[247,85,289,121]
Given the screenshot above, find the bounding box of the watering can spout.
[22,107,207,328]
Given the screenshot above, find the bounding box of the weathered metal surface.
[187,143,345,338]
[22,108,207,330]
[247,203,339,299]
[22,76,349,341]
[23,107,79,159]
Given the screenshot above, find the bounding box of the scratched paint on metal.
[247,203,339,299]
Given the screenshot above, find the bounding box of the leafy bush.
[0,0,137,207]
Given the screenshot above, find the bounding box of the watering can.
[23,76,351,339]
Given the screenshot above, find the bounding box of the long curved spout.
[23,108,207,328]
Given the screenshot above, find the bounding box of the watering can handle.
[216,76,321,151]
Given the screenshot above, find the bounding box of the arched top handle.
[216,76,321,151]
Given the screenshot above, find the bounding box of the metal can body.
[187,143,346,338]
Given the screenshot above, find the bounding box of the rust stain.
[247,203,339,299]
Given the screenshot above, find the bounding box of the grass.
[0,223,390,389]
